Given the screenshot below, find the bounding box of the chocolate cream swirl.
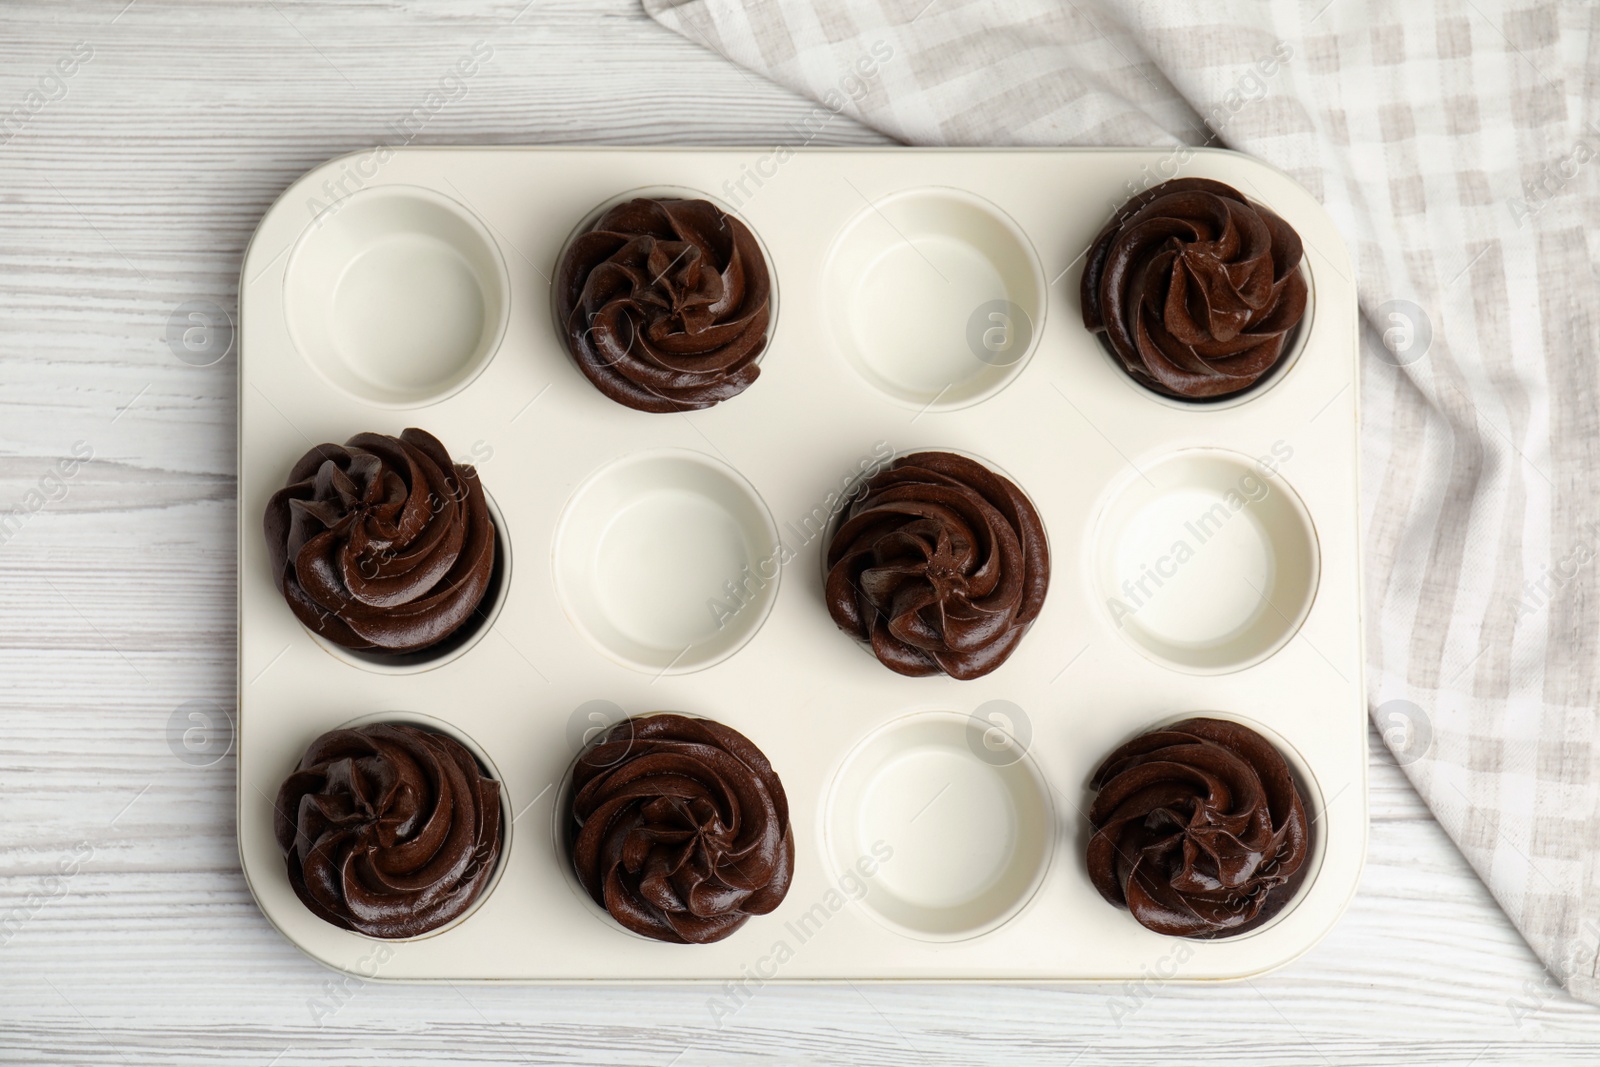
[1088,717,1311,938]
[557,197,772,412]
[275,723,504,939]
[569,714,794,944]
[263,428,495,655]
[824,451,1050,680]
[1081,178,1308,400]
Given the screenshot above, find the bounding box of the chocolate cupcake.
[567,713,794,944]
[556,196,772,412]
[263,428,495,656]
[275,723,504,938]
[1087,717,1311,938]
[824,451,1049,680]
[1081,178,1308,400]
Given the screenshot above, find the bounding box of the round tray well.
[284,184,510,406]
[553,449,780,675]
[1092,450,1320,674]
[825,711,1054,942]
[823,188,1044,411]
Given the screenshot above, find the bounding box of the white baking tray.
[237,146,1365,982]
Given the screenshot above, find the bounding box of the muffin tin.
[237,146,1365,981]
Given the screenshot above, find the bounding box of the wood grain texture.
[0,0,1594,1062]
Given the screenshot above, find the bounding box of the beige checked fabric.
[644,0,1600,1003]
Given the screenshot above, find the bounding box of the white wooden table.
[0,1,1593,1062]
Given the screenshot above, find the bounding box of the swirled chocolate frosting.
[1088,717,1311,938]
[263,428,495,655]
[275,723,503,939]
[556,197,772,412]
[1081,178,1308,400]
[824,451,1049,680]
[568,714,794,944]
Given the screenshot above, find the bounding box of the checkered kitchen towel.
[644,0,1600,1003]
